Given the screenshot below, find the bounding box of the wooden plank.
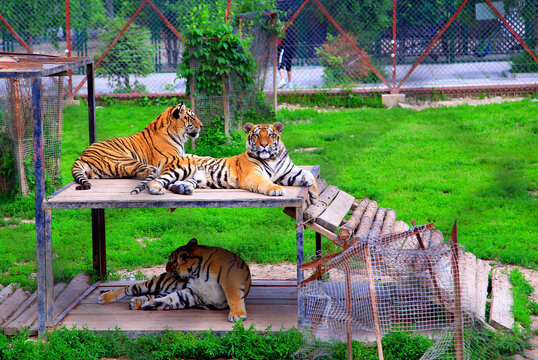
[475,259,491,322]
[3,283,66,335]
[283,207,337,241]
[51,274,91,319]
[315,190,355,232]
[0,283,14,303]
[0,288,29,326]
[304,185,339,220]
[316,178,328,193]
[3,290,37,326]
[489,269,514,330]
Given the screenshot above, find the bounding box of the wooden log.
[475,259,492,322]
[489,268,514,330]
[304,185,339,220]
[371,207,386,233]
[380,209,396,235]
[3,283,66,335]
[421,230,431,247]
[356,200,378,237]
[386,221,409,249]
[428,230,444,247]
[0,283,14,303]
[315,191,355,232]
[0,288,29,326]
[337,198,369,241]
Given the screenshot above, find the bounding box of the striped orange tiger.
[71,103,202,190]
[98,238,251,322]
[130,122,318,200]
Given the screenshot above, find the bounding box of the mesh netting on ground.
[296,227,501,360]
[0,77,63,196]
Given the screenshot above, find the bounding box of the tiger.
[130,121,319,200]
[71,103,202,190]
[98,238,251,322]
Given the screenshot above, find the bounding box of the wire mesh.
[0,76,64,196]
[1,0,536,93]
[297,226,501,359]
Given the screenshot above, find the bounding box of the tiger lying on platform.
[130,122,319,200]
[71,103,202,190]
[98,238,251,322]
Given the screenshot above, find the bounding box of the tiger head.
[243,122,285,160]
[166,238,203,280]
[164,103,202,140]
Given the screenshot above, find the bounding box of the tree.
[95,18,154,92]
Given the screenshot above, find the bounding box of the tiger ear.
[187,238,198,246]
[243,122,254,133]
[273,121,284,133]
[172,103,185,119]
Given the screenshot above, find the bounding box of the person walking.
[277,24,297,89]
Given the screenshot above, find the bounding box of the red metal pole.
[65,0,73,96]
[73,0,149,96]
[484,0,538,63]
[397,0,471,89]
[0,13,33,53]
[283,0,311,32]
[311,0,392,90]
[392,0,397,91]
[146,0,182,40]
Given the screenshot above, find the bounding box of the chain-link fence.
[1,0,536,98]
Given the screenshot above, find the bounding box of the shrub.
[95,18,154,93]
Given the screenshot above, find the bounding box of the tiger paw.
[148,183,166,195]
[97,290,117,304]
[129,297,146,310]
[142,299,171,311]
[169,181,195,195]
[228,310,247,322]
[266,185,284,196]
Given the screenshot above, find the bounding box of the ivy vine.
[178,4,257,97]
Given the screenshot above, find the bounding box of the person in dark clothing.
[277,24,297,89]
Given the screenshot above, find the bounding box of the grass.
[0,100,537,290]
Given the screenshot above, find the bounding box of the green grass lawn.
[0,100,536,290]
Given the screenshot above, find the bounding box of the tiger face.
[166,238,203,280]
[243,122,285,160]
[167,103,202,140]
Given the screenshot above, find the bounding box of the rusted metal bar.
[392,0,397,91]
[484,0,538,63]
[272,13,277,111]
[54,281,101,326]
[365,245,384,360]
[65,0,73,96]
[397,0,471,89]
[344,264,353,360]
[146,0,182,40]
[283,0,311,32]
[450,220,465,360]
[0,13,33,53]
[310,0,392,90]
[73,0,149,96]
[12,79,29,196]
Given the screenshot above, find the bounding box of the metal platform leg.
[92,209,106,278]
[295,206,304,327]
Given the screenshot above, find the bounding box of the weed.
[510,268,537,330]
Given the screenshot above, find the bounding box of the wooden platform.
[58,280,298,333]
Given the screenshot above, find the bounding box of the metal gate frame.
[1,0,537,96]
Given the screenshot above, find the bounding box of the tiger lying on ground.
[130,121,319,200]
[71,103,202,190]
[98,238,251,322]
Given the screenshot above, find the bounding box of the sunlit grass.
[0,100,536,290]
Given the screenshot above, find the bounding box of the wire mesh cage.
[297,225,502,360]
[0,68,64,196]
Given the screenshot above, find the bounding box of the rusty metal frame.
[0,12,33,53]
[72,0,183,97]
